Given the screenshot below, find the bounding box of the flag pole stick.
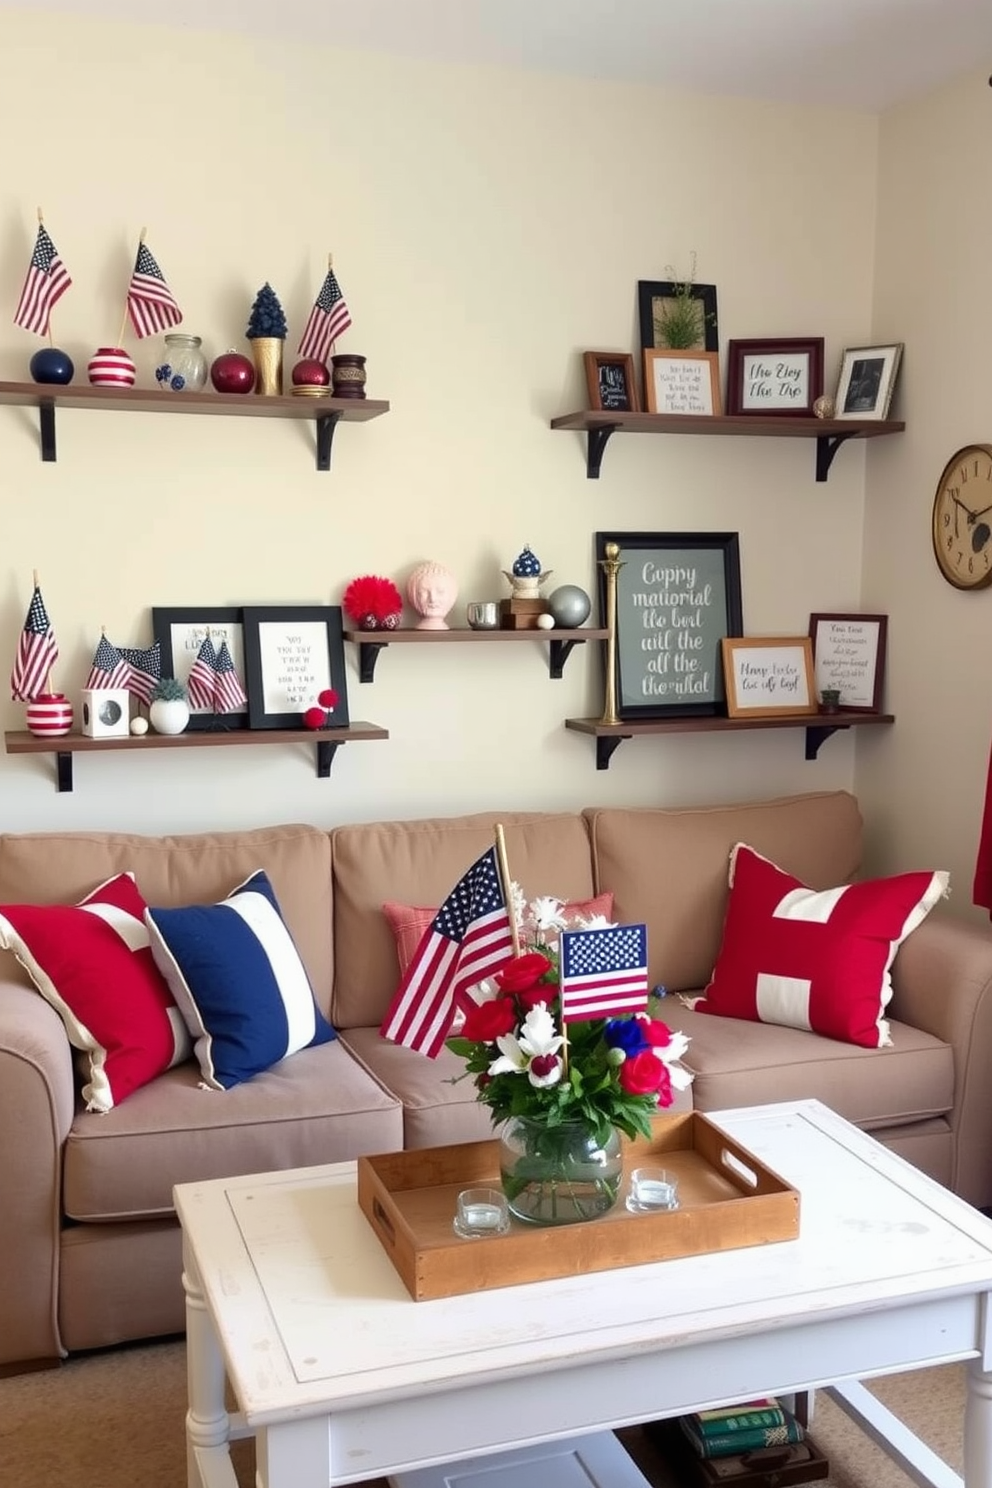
[117,226,146,349]
[493,822,520,957]
[37,209,54,347]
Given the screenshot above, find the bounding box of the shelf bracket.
[595,735,629,771]
[315,411,342,472]
[316,738,340,777]
[805,723,849,759]
[585,424,617,479]
[39,399,57,462]
[548,637,584,678]
[55,752,73,792]
[815,432,856,482]
[356,641,388,683]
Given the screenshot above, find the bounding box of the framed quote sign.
[809,612,887,711]
[152,606,248,732]
[594,531,743,719]
[726,337,824,417]
[241,605,350,730]
[721,636,818,719]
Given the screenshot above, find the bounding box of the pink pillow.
[0,873,191,1110]
[384,892,615,978]
[689,844,948,1048]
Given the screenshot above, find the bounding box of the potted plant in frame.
[654,252,715,350]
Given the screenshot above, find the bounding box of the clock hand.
[951,494,979,523]
[971,502,992,521]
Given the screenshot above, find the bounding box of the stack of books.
[679,1398,805,1459]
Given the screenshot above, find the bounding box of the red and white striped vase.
[25,693,74,737]
[87,346,136,388]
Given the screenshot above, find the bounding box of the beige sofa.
[4,789,992,1375]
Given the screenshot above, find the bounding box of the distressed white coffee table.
[175,1099,992,1488]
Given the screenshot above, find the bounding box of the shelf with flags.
[3,719,389,793]
[0,380,390,472]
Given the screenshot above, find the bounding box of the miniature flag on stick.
[13,219,72,337]
[214,641,248,713]
[185,634,219,711]
[85,633,131,692]
[559,924,649,1021]
[117,641,162,704]
[380,846,514,1057]
[10,581,59,702]
[125,235,182,339]
[297,261,351,365]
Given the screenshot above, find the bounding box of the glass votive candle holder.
[626,1166,679,1213]
[453,1187,510,1238]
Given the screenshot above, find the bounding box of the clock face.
[932,444,992,589]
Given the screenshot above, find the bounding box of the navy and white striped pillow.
[146,870,335,1090]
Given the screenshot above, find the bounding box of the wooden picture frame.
[726,337,825,417]
[152,606,249,732]
[644,350,721,416]
[809,612,887,712]
[583,351,639,413]
[637,279,719,353]
[721,636,818,718]
[241,605,350,730]
[834,343,904,420]
[595,531,743,720]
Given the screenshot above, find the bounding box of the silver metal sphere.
[547,584,592,629]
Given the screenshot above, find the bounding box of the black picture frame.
[595,531,743,719]
[241,605,350,730]
[637,279,719,354]
[151,606,249,732]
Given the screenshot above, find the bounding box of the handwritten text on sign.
[729,645,811,710]
[258,620,332,713]
[616,552,729,706]
[650,356,715,415]
[813,618,881,708]
[740,352,810,411]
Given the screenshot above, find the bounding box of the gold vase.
[250,337,284,396]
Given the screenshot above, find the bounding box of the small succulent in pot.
[151,676,187,702]
[819,687,842,714]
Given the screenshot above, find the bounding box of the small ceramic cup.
[466,601,499,630]
[453,1187,510,1238]
[626,1166,679,1213]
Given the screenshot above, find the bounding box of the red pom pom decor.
[342,574,403,630]
[303,706,326,731]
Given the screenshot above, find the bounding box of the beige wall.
[858,66,990,917]
[0,10,882,842]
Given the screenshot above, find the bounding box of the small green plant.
[654,252,713,350]
[246,282,288,340]
[151,677,187,702]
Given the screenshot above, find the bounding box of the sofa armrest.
[0,976,75,1369]
[890,911,992,1207]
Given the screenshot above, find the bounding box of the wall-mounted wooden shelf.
[344,627,609,682]
[4,721,389,793]
[0,380,390,472]
[550,409,905,481]
[565,710,894,770]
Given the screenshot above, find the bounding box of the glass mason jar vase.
[498,1114,623,1226]
[155,333,208,393]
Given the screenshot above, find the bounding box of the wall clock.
[932,443,992,589]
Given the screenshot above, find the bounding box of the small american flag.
[559,924,649,1021]
[126,241,182,339]
[86,634,131,692]
[185,634,218,711]
[297,268,351,364]
[214,641,248,713]
[118,641,162,704]
[10,585,59,702]
[13,225,72,337]
[380,846,513,1057]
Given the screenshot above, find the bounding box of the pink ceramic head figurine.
[407,560,458,630]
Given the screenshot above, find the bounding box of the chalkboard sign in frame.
[583,351,639,413]
[595,531,743,720]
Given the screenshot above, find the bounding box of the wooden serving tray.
[357,1111,799,1301]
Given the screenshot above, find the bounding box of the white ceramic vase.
[149,698,190,735]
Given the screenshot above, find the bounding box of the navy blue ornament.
[512,545,542,577]
[29,347,74,385]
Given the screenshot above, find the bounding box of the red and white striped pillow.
[0,872,191,1110]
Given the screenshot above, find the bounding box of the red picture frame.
[726,337,824,417]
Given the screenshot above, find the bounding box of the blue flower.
[155,364,171,383]
[603,1018,650,1055]
[170,374,186,391]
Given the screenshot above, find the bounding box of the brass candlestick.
[598,541,624,726]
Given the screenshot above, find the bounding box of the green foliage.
[246,282,288,340]
[654,252,714,350]
[151,676,187,702]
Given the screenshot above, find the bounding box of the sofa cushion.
[62,1042,403,1221]
[0,823,335,1018]
[586,791,864,993]
[0,873,191,1112]
[331,811,595,1028]
[691,845,949,1048]
[147,870,335,1090]
[656,1000,954,1130]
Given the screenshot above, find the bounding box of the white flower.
[651,1028,694,1091]
[527,895,568,934]
[488,1003,564,1088]
[573,912,614,931]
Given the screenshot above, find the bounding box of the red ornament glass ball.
[292,358,331,387]
[303,706,326,730]
[210,350,255,394]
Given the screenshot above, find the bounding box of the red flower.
[618,1049,666,1096]
[516,983,556,1012]
[639,1015,673,1049]
[461,998,517,1043]
[495,952,552,994]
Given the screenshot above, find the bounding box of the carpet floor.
[0,1335,967,1488]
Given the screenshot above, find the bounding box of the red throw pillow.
[0,873,191,1110]
[384,892,615,978]
[690,844,948,1048]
